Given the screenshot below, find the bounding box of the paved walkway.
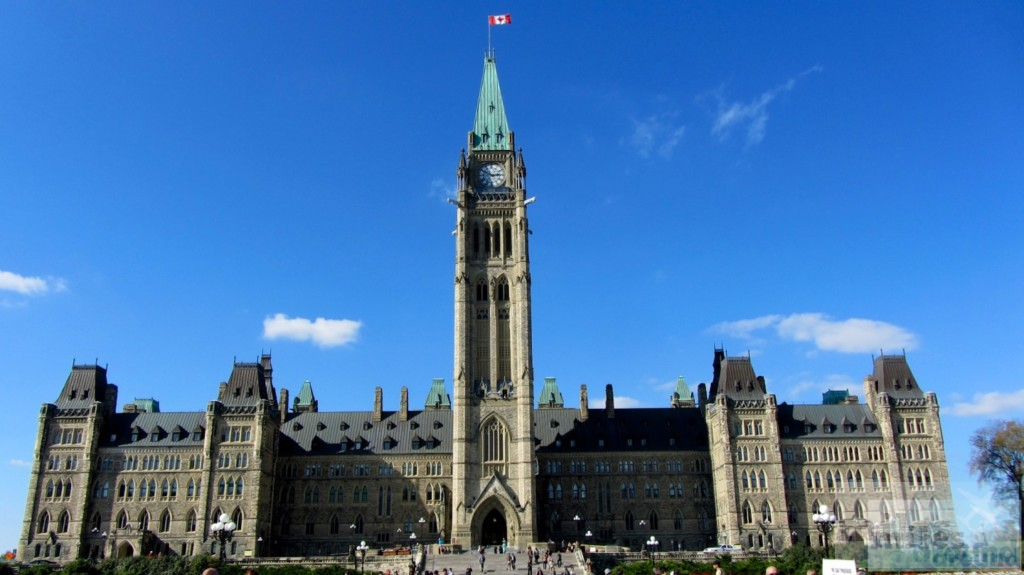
[416,547,584,575]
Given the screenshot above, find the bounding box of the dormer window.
[433,421,443,429]
[70,389,77,399]
[340,422,349,431]
[363,422,372,430]
[317,422,326,431]
[844,424,856,433]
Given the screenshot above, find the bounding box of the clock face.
[478,163,505,188]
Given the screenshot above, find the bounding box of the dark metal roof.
[534,407,709,452]
[100,411,206,447]
[867,354,923,400]
[777,403,881,439]
[279,410,454,456]
[55,364,113,410]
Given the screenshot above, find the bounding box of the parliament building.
[20,54,956,564]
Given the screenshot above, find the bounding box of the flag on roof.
[489,14,511,26]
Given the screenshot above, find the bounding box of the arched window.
[761,501,772,523]
[159,510,171,532]
[758,470,767,489]
[742,471,749,490]
[46,480,54,499]
[649,510,659,530]
[481,417,508,476]
[835,470,843,491]
[330,514,340,535]
[624,510,635,530]
[127,480,135,498]
[854,500,865,519]
[674,510,683,529]
[57,510,70,533]
[872,470,880,490]
[910,499,921,522]
[354,514,364,534]
[186,510,197,532]
[162,480,169,498]
[232,508,244,531]
[742,501,753,524]
[116,510,129,529]
[91,512,102,531]
[37,511,50,533]
[929,498,941,521]
[139,509,150,531]
[833,501,844,521]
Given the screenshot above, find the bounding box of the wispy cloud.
[709,312,917,353]
[590,395,644,409]
[783,373,860,400]
[429,177,456,202]
[626,113,686,159]
[9,459,31,468]
[949,389,1024,417]
[0,270,67,295]
[709,65,822,146]
[263,313,362,348]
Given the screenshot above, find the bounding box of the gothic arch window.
[758,470,767,489]
[330,514,340,535]
[698,508,709,531]
[127,480,135,498]
[649,510,659,530]
[159,509,171,532]
[91,512,102,531]
[880,500,891,522]
[929,498,941,521]
[742,471,749,490]
[814,471,821,489]
[872,470,880,490]
[806,471,813,489]
[116,510,128,530]
[742,501,753,524]
[910,499,922,522]
[835,470,843,491]
[56,510,70,533]
[187,479,195,497]
[472,226,480,259]
[761,501,772,523]
[624,510,635,530]
[354,514,365,534]
[503,222,513,258]
[673,510,683,529]
[429,513,438,533]
[481,417,509,476]
[186,510,197,532]
[236,477,244,497]
[856,470,864,489]
[833,501,844,521]
[854,500,865,519]
[827,471,835,490]
[170,479,177,498]
[232,508,244,531]
[139,509,150,531]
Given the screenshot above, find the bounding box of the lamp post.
[645,536,659,566]
[256,536,263,557]
[100,531,107,559]
[812,504,836,558]
[357,540,369,574]
[210,512,237,561]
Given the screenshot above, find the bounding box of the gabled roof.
[533,407,709,452]
[471,55,511,151]
[278,410,454,456]
[777,403,880,439]
[220,360,276,407]
[867,354,924,399]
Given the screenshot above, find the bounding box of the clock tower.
[450,52,537,547]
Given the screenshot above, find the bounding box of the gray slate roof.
[533,407,709,452]
[100,411,207,448]
[279,410,454,456]
[777,403,881,439]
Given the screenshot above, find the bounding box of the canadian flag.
[488,14,512,25]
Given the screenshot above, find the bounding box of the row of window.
[798,468,898,492]
[900,443,932,460]
[49,428,85,445]
[46,455,78,471]
[897,418,927,435]
[217,452,249,469]
[545,459,708,475]
[100,454,203,472]
[221,426,253,442]
[736,445,769,462]
[106,478,203,500]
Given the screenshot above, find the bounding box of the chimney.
[399,387,409,421]
[605,384,615,419]
[373,387,383,422]
[279,388,289,423]
[579,385,589,421]
[698,383,708,415]
[218,382,228,402]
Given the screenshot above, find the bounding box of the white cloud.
[709,312,917,353]
[709,65,822,146]
[429,177,456,202]
[263,313,361,348]
[949,389,1024,417]
[626,113,686,159]
[0,270,66,295]
[590,395,644,409]
[9,459,31,468]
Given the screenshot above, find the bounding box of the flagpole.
[487,19,492,55]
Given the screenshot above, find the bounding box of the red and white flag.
[488,14,512,26]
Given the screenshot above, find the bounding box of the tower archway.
[480,508,507,546]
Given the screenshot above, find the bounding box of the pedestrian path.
[417,546,583,575]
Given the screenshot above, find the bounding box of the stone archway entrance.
[116,541,135,558]
[480,508,507,546]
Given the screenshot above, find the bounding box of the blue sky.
[2,1,1022,553]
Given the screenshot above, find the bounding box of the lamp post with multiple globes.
[645,536,659,566]
[209,513,237,561]
[812,504,837,558]
[357,540,370,574]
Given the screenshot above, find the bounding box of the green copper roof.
[471,55,511,151]
[538,377,564,408]
[131,398,160,413]
[295,380,316,406]
[425,378,451,410]
[673,376,694,403]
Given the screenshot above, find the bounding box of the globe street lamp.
[357,540,370,574]
[645,536,659,565]
[812,504,836,558]
[210,513,237,561]
[256,536,263,557]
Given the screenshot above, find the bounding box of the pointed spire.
[294,380,318,413]
[471,54,511,151]
[671,376,695,408]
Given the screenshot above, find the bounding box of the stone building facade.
[19,54,955,564]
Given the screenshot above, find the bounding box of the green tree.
[969,419,1024,542]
